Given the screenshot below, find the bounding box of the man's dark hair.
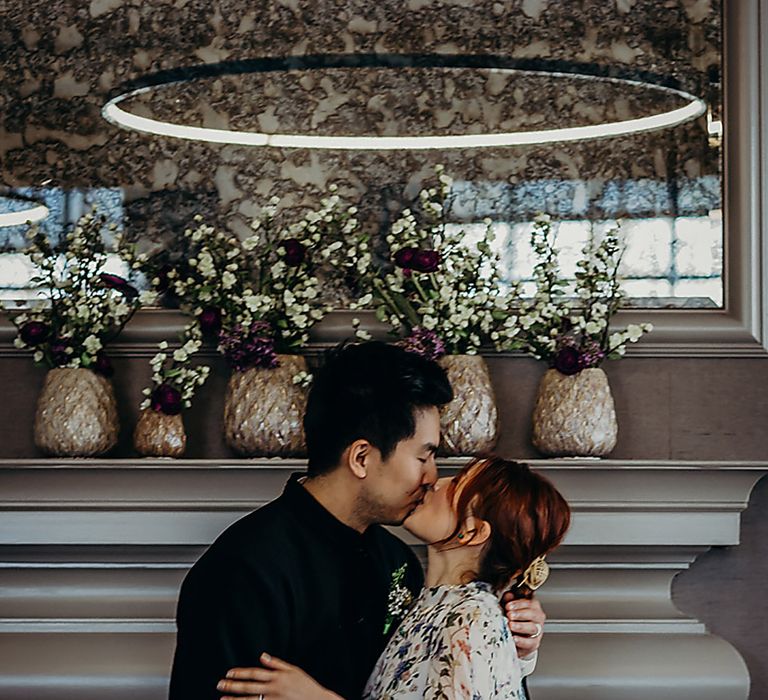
[303,342,453,476]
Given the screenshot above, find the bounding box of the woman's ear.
[474,519,492,545]
[346,439,374,479]
[461,517,492,546]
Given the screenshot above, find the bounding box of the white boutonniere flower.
[383,563,413,635]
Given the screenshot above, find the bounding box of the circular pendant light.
[102,54,707,151]
[0,195,49,228]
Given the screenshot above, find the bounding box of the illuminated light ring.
[0,199,49,227]
[102,54,708,150]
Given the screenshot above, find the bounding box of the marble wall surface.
[1,0,721,250]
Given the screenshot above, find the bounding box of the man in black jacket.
[169,342,545,700]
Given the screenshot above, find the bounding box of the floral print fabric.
[364,581,526,700]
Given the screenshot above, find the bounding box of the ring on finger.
[530,622,543,638]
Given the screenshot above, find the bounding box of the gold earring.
[520,556,550,590]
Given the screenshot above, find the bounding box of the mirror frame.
[613,0,767,357]
[0,0,765,358]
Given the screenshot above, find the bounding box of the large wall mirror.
[1,0,765,354]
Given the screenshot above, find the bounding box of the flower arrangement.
[283,185,372,307]
[517,214,652,373]
[122,197,333,381]
[369,166,520,358]
[7,210,141,376]
[141,329,211,415]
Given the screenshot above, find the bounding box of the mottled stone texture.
[1,0,721,248]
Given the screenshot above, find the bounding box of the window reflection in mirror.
[450,213,723,309]
[0,188,129,303]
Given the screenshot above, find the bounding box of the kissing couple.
[170,341,570,700]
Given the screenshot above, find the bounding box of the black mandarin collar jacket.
[169,473,424,700]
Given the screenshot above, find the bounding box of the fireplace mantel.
[0,459,765,699]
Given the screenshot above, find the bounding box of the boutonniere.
[383,563,413,635]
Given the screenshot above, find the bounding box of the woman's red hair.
[443,456,571,596]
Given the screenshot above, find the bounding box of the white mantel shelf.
[0,459,766,700]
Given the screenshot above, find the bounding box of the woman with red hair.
[364,456,571,699]
[217,456,568,700]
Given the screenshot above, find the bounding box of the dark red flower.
[150,383,182,415]
[198,306,222,337]
[282,238,306,267]
[394,247,418,269]
[412,249,440,273]
[99,273,139,300]
[93,351,114,377]
[49,341,70,367]
[553,346,582,376]
[218,320,278,372]
[19,321,49,346]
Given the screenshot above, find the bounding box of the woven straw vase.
[223,355,307,457]
[133,408,186,458]
[33,368,119,457]
[532,367,618,457]
[438,355,499,456]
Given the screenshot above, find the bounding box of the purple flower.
[553,346,581,375]
[578,340,605,370]
[99,273,139,300]
[398,327,446,361]
[93,351,114,377]
[19,321,49,346]
[199,306,222,337]
[151,383,183,415]
[394,247,418,269]
[412,250,440,273]
[218,320,279,372]
[282,238,306,267]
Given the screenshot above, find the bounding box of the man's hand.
[501,593,546,658]
[218,653,342,700]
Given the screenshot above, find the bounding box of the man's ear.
[346,439,375,479]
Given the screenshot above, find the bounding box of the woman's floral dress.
[364,581,526,700]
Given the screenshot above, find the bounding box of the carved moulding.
[0,458,764,699]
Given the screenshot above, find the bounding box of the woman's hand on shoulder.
[218,653,343,700]
[500,593,546,658]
